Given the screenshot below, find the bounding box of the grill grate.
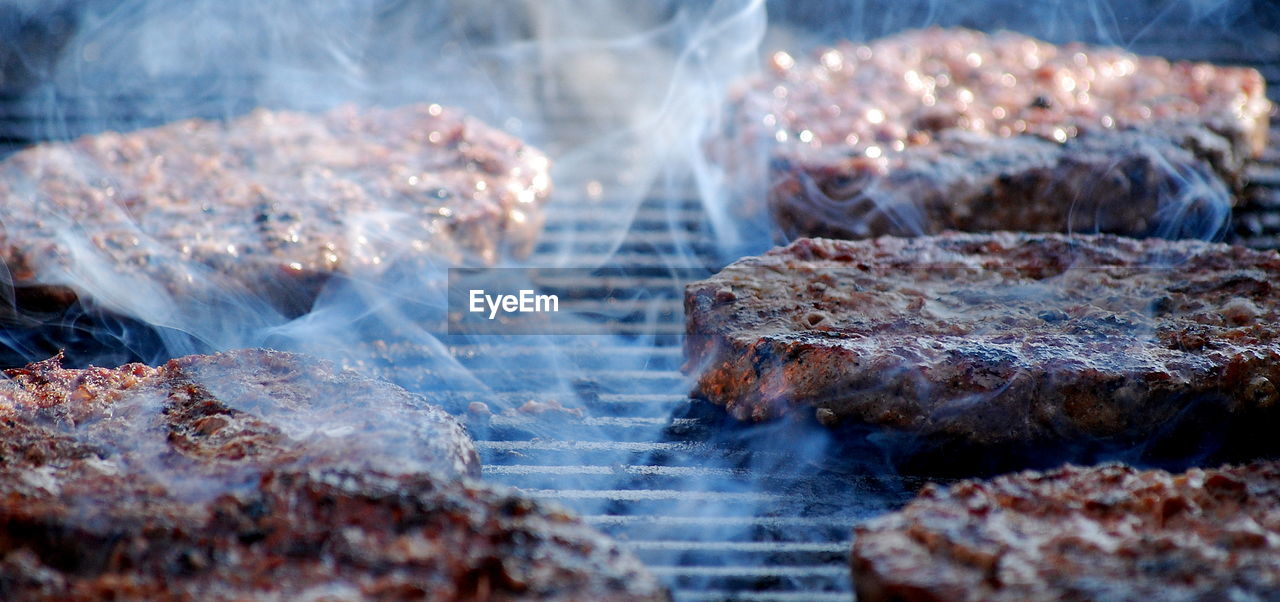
[450,131,1280,600]
[0,33,1278,602]
[458,86,1280,599]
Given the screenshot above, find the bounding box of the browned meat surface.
[852,462,1280,601]
[0,103,552,315]
[0,350,667,601]
[730,28,1271,239]
[685,233,1280,450]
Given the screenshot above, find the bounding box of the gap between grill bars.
[0,34,1276,602]
[454,112,1280,599]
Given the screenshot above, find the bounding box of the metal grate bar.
[462,117,1280,601]
[0,31,1276,602]
[676,592,851,602]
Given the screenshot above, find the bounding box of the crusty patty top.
[686,233,1280,445]
[0,103,551,314]
[0,348,479,483]
[0,350,668,600]
[747,27,1270,162]
[853,461,1280,601]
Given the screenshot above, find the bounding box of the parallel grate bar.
[0,27,1276,602]
[626,541,851,553]
[675,592,852,602]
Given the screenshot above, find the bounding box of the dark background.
[2,0,1276,152]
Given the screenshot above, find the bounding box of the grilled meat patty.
[0,103,552,315]
[731,28,1270,240]
[852,462,1280,601]
[0,349,666,600]
[685,233,1280,452]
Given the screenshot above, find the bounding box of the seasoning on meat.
[685,233,1280,450]
[0,104,552,315]
[729,28,1271,239]
[852,462,1280,601]
[0,349,667,600]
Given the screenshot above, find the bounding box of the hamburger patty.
[685,234,1280,452]
[852,462,1280,601]
[0,349,666,600]
[731,28,1270,239]
[0,103,552,315]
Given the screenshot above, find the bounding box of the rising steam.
[0,0,1275,595]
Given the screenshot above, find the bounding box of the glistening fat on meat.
[723,28,1270,240]
[685,233,1280,456]
[853,461,1280,601]
[0,349,667,601]
[0,103,552,315]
